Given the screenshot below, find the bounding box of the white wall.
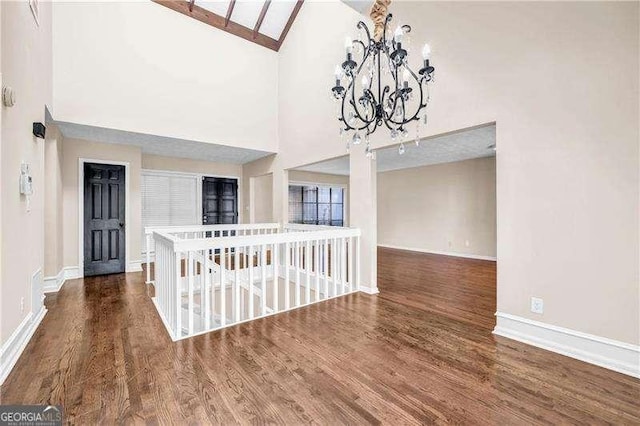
[289,170,349,187]
[251,173,273,223]
[1,0,52,343]
[279,1,639,345]
[44,125,64,277]
[52,1,278,152]
[378,157,496,258]
[278,2,362,169]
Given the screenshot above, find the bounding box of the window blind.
[142,172,199,253]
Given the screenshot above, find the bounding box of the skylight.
[154,0,303,51]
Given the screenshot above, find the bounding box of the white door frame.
[78,158,131,277]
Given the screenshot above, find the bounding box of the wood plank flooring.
[1,247,639,424]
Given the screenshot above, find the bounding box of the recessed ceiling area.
[292,124,496,176]
[56,121,274,164]
[153,0,303,51]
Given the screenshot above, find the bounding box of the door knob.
[119,222,124,227]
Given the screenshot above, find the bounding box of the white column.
[271,158,289,225]
[349,144,378,294]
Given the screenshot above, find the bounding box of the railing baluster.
[295,241,301,307]
[220,247,226,327]
[273,242,279,312]
[348,236,354,293]
[305,240,311,304]
[341,237,347,295]
[332,238,337,297]
[315,239,320,302]
[285,242,290,310]
[211,248,216,326]
[146,233,152,284]
[204,248,210,330]
[188,250,194,335]
[234,246,240,323]
[323,238,329,299]
[248,244,254,319]
[356,236,361,291]
[175,251,182,339]
[261,244,267,315]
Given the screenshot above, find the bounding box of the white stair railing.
[149,224,361,341]
[144,223,280,284]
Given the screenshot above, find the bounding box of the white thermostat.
[20,162,33,195]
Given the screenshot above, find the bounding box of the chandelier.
[331,0,435,156]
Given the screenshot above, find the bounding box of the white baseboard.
[44,266,80,293]
[359,285,379,295]
[0,307,47,385]
[127,260,143,273]
[63,266,80,280]
[494,312,640,379]
[378,244,497,261]
[43,269,65,293]
[48,263,143,283]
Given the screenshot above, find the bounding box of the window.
[288,184,344,226]
[142,171,199,252]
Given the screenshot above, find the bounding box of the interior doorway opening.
[376,123,497,328]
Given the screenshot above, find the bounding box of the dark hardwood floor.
[1,247,639,424]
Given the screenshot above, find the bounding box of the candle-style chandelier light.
[331,0,435,156]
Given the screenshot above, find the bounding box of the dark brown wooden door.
[202,177,238,225]
[84,163,126,276]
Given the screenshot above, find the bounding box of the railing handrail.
[283,223,336,231]
[160,227,361,252]
[145,223,280,235]
[152,231,179,246]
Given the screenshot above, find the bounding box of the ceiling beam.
[153,0,279,51]
[253,1,271,39]
[224,0,235,27]
[277,0,304,50]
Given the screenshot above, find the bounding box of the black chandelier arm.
[352,39,369,66]
[381,13,393,47]
[351,98,375,125]
[382,114,399,131]
[400,65,427,123]
[342,45,379,130]
[357,21,373,47]
[385,88,412,126]
[380,85,396,123]
[348,88,376,130]
[387,65,403,123]
[340,77,375,132]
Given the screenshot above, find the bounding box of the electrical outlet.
[465,240,470,247]
[530,297,544,314]
[20,297,25,313]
